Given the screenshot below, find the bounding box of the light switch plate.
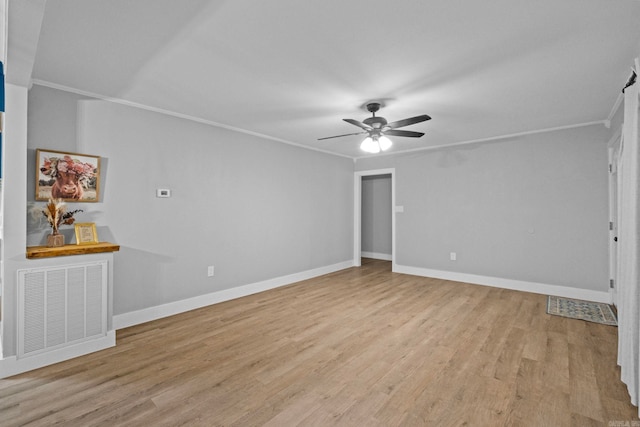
[156,189,171,198]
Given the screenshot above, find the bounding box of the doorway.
[361,174,392,261]
[353,168,395,269]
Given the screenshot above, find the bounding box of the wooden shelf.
[26,242,120,259]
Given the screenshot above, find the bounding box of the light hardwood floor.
[0,259,637,426]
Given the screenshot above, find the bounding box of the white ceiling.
[27,0,640,158]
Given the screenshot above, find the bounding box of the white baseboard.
[113,260,353,330]
[0,331,116,379]
[394,264,611,303]
[361,251,392,261]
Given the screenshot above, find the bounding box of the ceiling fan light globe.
[360,137,380,153]
[378,136,392,151]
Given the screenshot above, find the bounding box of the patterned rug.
[546,296,617,326]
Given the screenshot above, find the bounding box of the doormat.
[546,296,617,326]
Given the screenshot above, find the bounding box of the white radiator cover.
[17,261,108,358]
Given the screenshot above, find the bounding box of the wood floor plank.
[0,258,636,426]
[568,342,605,422]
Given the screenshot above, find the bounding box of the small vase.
[47,233,65,248]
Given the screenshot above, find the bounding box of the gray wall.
[27,85,354,316]
[361,174,392,257]
[25,84,613,317]
[356,125,611,292]
[27,86,90,245]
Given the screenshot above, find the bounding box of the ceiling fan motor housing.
[363,116,387,129]
[364,102,387,129]
[366,102,381,113]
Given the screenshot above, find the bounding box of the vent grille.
[18,262,108,358]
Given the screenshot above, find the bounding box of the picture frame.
[74,222,99,245]
[36,149,101,202]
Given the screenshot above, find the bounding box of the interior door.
[609,142,621,306]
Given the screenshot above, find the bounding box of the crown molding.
[354,120,607,161]
[32,79,612,162]
[30,79,352,159]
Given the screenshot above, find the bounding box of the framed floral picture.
[36,149,100,202]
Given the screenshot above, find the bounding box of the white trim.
[30,80,351,159]
[608,65,640,129]
[354,177,361,267]
[608,125,623,149]
[607,93,624,127]
[354,120,607,160]
[395,264,611,303]
[33,81,609,162]
[0,331,115,379]
[113,260,352,330]
[354,169,396,269]
[361,251,392,261]
[608,133,622,307]
[1,0,7,65]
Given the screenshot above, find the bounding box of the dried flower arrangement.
[42,198,83,235]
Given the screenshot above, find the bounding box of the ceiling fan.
[318,102,431,153]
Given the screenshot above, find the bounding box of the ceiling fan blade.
[385,129,425,138]
[386,114,431,129]
[318,131,367,141]
[343,118,373,131]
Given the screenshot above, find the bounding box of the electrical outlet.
[450,252,457,261]
[207,266,215,277]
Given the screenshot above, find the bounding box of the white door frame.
[608,127,622,306]
[354,168,396,270]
